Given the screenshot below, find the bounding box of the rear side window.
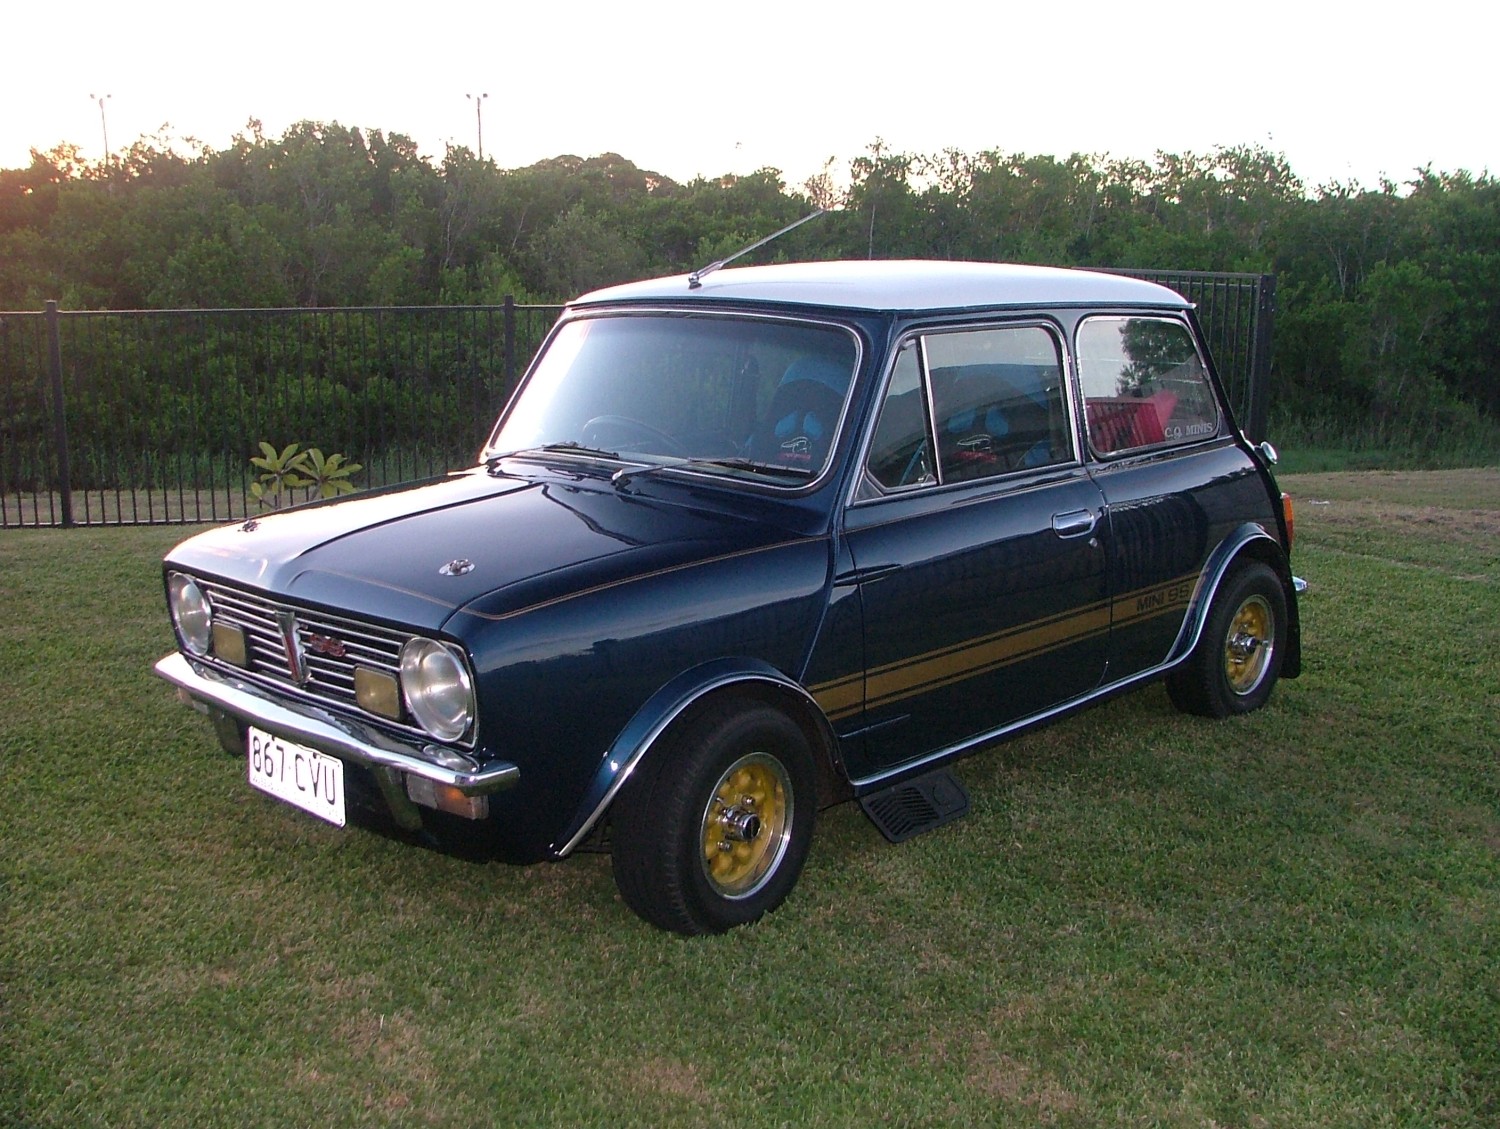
[1076,317,1220,456]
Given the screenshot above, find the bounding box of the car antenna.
[687,208,826,289]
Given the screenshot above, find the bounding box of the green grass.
[3,471,1497,1127]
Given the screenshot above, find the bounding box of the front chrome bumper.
[154,652,519,796]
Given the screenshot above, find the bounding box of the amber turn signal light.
[405,775,489,820]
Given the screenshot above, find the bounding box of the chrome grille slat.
[194,579,466,746]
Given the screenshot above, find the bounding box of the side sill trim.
[154,652,519,796]
[849,655,1179,793]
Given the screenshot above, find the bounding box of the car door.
[1074,314,1239,677]
[835,323,1109,782]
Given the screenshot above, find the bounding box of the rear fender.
[1171,523,1302,679]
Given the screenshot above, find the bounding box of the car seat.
[746,357,851,470]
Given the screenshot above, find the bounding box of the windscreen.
[487,313,860,483]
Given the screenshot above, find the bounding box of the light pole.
[465,92,488,160]
[89,92,112,164]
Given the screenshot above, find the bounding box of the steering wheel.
[581,415,687,456]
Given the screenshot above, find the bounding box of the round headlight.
[399,638,474,742]
[168,572,212,656]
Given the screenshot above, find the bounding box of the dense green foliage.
[2,122,1497,459]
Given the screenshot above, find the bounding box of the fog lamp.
[212,623,248,667]
[355,667,402,720]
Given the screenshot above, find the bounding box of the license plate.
[247,727,347,827]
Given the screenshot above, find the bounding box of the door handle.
[1052,509,1097,539]
[834,562,902,586]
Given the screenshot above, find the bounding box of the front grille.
[195,579,466,746]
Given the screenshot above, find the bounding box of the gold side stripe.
[810,570,1201,722]
[1111,573,1199,629]
[813,680,863,718]
[811,597,1108,720]
[861,598,1110,683]
[864,605,1113,715]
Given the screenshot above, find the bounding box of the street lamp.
[89,92,112,164]
[465,92,488,160]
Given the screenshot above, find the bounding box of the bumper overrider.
[154,652,519,825]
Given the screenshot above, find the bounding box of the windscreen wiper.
[611,457,814,491]
[488,441,622,468]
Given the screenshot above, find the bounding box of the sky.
[3,0,1494,194]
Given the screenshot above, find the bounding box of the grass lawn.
[2,469,1496,1127]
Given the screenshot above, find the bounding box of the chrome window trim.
[847,317,1080,509]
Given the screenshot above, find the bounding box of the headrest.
[778,357,851,396]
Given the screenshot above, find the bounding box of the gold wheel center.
[701,754,790,897]
[1224,596,1274,694]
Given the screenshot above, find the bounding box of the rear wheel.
[611,699,816,935]
[1167,562,1286,718]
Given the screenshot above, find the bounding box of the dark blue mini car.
[156,260,1303,934]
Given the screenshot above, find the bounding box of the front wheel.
[1167,561,1287,718]
[610,700,816,935]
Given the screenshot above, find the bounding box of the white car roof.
[572,259,1190,314]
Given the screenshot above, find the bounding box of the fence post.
[1249,274,1277,443]
[44,300,74,528]
[503,295,516,394]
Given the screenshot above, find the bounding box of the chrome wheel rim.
[699,752,792,899]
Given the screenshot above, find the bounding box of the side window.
[865,325,1071,493]
[926,326,1070,483]
[1076,317,1221,456]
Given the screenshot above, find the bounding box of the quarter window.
[866,344,935,489]
[1076,317,1220,455]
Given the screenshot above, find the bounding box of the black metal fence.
[0,271,1273,529]
[1119,269,1276,444]
[1,301,563,528]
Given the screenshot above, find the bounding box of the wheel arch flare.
[1171,523,1302,680]
[550,657,843,858]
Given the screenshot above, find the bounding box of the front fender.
[549,658,835,857]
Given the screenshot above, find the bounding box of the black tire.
[610,699,816,935]
[1167,561,1287,719]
